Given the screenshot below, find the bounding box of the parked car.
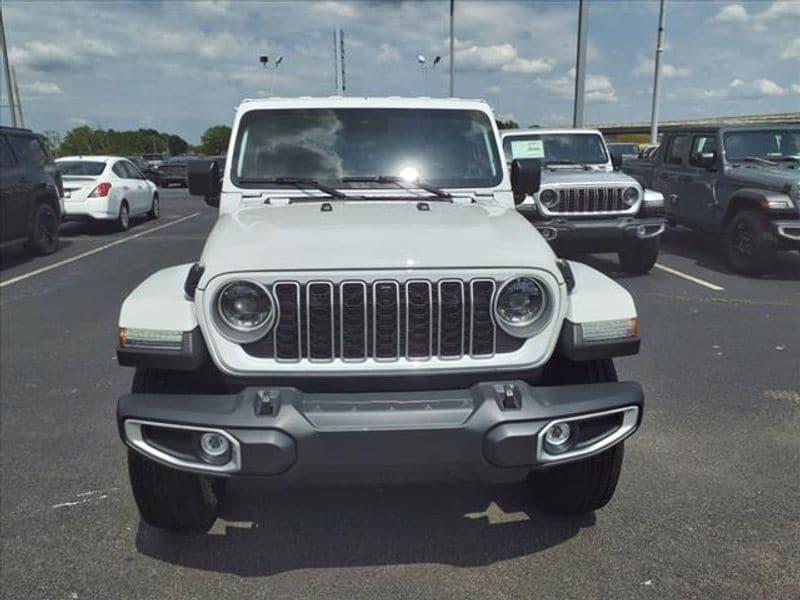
[155,155,190,187]
[116,97,646,533]
[127,157,160,185]
[0,126,62,255]
[623,125,800,274]
[502,128,666,274]
[607,143,640,160]
[639,144,659,159]
[56,155,159,231]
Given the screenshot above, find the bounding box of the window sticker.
[510,139,544,159]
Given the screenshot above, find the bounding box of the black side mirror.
[510,158,542,205]
[695,152,717,170]
[610,152,623,170]
[188,159,222,208]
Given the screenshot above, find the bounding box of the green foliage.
[496,119,520,130]
[199,125,232,156]
[57,126,189,157]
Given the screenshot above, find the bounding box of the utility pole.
[339,28,346,95]
[333,29,339,94]
[0,3,18,127]
[449,0,454,97]
[11,64,23,127]
[572,0,588,128]
[650,0,667,145]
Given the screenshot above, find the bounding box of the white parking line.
[654,263,725,291]
[0,212,202,289]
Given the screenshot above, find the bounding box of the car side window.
[666,135,691,167]
[0,136,16,169]
[112,162,128,178]
[689,135,718,167]
[6,135,48,167]
[124,162,143,179]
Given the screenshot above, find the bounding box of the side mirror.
[188,159,222,208]
[510,158,542,205]
[610,152,623,170]
[695,152,717,170]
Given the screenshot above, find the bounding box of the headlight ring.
[214,280,276,342]
[494,276,550,338]
[539,189,559,209]
[622,186,640,207]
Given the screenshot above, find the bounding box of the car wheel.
[26,202,60,255]
[528,356,626,514]
[127,369,227,533]
[726,209,777,275]
[618,238,659,275]
[148,194,160,220]
[117,201,130,232]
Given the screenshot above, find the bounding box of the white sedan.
[56,155,159,231]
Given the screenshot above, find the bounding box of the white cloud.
[755,79,785,96]
[729,79,744,88]
[793,83,800,94]
[631,57,691,78]
[10,40,116,72]
[377,43,400,64]
[714,4,749,23]
[503,57,553,74]
[19,80,62,95]
[538,69,617,103]
[486,85,503,95]
[455,41,553,74]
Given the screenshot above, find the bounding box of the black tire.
[529,355,625,514]
[148,194,160,219]
[127,368,227,533]
[618,238,659,275]
[726,209,777,275]
[26,202,59,255]
[117,201,130,232]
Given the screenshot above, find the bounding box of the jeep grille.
[243,278,524,362]
[547,186,628,214]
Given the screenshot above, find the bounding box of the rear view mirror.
[510,158,542,205]
[610,152,623,170]
[188,159,222,208]
[695,152,717,170]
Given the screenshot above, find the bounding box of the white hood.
[198,200,556,281]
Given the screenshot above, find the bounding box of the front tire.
[618,238,659,275]
[26,202,59,255]
[726,209,777,275]
[117,201,130,232]
[529,356,626,514]
[148,194,160,219]
[127,369,227,533]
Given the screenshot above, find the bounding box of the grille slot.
[553,186,625,214]
[438,280,465,358]
[470,280,496,356]
[405,281,433,359]
[373,280,400,360]
[340,281,368,360]
[273,282,301,361]
[306,282,334,360]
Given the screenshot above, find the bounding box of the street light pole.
[572,0,588,128]
[449,0,454,97]
[0,4,18,127]
[649,0,667,145]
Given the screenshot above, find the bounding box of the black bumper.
[528,216,666,253]
[118,380,644,481]
[771,219,800,246]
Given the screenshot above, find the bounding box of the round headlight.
[622,186,640,207]
[216,281,274,333]
[539,189,559,209]
[495,277,548,337]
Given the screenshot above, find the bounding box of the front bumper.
[772,219,800,244]
[528,216,666,253]
[118,380,643,481]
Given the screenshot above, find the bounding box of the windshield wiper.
[238,177,347,199]
[341,175,452,200]
[732,156,778,166]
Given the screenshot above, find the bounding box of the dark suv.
[0,127,63,255]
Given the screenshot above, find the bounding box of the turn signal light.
[89,182,112,197]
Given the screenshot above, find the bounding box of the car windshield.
[232,108,503,188]
[724,130,800,161]
[503,133,608,165]
[56,160,106,176]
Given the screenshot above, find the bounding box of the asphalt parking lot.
[1,188,798,599]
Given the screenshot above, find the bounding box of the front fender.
[119,264,197,331]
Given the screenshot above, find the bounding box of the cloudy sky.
[3,0,799,143]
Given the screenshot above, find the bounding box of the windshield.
[503,133,608,165]
[232,108,503,189]
[724,130,800,161]
[56,160,106,176]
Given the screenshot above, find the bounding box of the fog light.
[544,422,571,448]
[637,224,648,237]
[199,432,229,458]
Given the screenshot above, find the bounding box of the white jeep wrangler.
[117,97,644,532]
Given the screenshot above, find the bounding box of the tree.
[56,126,189,157]
[199,125,232,156]
[496,119,519,130]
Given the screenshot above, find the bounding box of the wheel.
[117,201,130,231]
[618,238,659,275]
[148,194,160,219]
[26,202,59,255]
[726,209,777,275]
[127,369,227,533]
[529,356,625,514]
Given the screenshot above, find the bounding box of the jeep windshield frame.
[230,108,503,190]
[503,132,609,166]
[723,129,800,162]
